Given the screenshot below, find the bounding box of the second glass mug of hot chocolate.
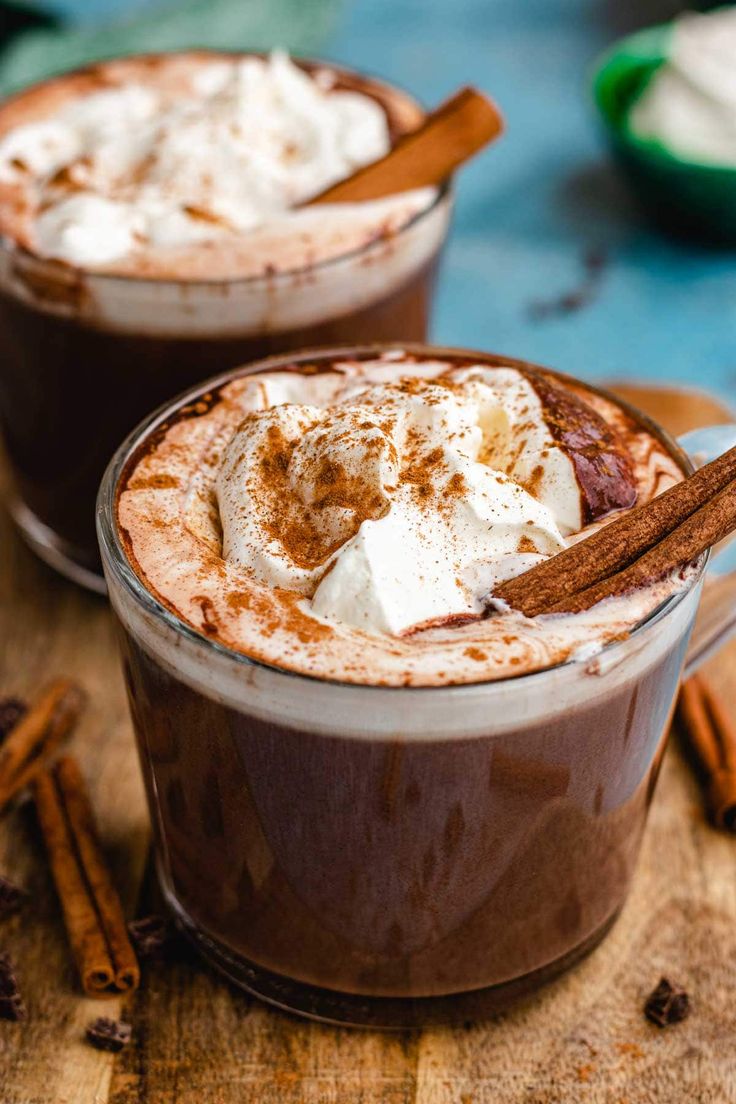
[0,51,451,590]
[98,344,736,1027]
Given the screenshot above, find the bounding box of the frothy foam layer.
[0,52,434,279]
[116,351,689,687]
[629,8,736,167]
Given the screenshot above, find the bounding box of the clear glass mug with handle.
[97,353,736,1028]
[0,54,450,592]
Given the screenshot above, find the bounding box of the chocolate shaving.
[0,875,27,920]
[85,1016,132,1052]
[528,246,608,320]
[0,952,26,1020]
[127,914,175,962]
[0,698,27,743]
[644,977,690,1027]
[527,373,637,524]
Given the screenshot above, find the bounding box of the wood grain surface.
[1,384,735,1104]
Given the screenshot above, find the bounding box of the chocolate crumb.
[128,914,174,961]
[528,246,608,321]
[644,977,690,1027]
[0,953,26,1020]
[85,1017,132,1052]
[0,697,27,742]
[0,876,27,921]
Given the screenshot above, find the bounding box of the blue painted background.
[326,0,735,401]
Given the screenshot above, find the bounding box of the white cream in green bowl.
[630,7,736,166]
[592,5,736,241]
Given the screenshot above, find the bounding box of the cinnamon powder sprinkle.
[524,464,544,497]
[256,421,389,570]
[226,589,280,635]
[445,472,468,498]
[277,590,333,644]
[128,472,180,491]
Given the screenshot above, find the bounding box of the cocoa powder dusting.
[128,472,180,491]
[257,422,389,570]
[226,589,281,636]
[445,472,468,498]
[524,464,544,498]
[276,590,333,644]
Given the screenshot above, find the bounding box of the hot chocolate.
[0,53,449,588]
[100,347,702,1025]
[116,348,687,685]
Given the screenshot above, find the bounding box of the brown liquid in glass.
[119,621,685,1016]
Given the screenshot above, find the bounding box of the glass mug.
[97,347,736,1027]
[0,54,451,592]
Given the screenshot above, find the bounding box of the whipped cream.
[629,8,736,166]
[116,352,688,687]
[215,370,599,636]
[0,52,433,276]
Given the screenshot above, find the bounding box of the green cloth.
[0,0,341,94]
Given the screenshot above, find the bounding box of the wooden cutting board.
[1,383,735,1104]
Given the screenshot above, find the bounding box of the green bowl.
[592,22,736,244]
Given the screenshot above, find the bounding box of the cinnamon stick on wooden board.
[306,86,503,205]
[34,756,139,995]
[494,446,736,617]
[678,674,736,831]
[0,679,85,813]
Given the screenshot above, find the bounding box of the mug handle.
[679,424,736,677]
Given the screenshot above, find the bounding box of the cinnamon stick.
[306,86,503,205]
[678,674,736,831]
[494,445,736,617]
[548,476,736,614]
[34,756,139,995]
[0,679,85,812]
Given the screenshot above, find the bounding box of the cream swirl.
[214,370,600,635]
[116,351,689,687]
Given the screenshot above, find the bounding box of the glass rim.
[97,342,705,696]
[0,49,451,290]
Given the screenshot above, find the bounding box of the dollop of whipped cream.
[0,52,398,269]
[215,366,633,635]
[629,8,736,166]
